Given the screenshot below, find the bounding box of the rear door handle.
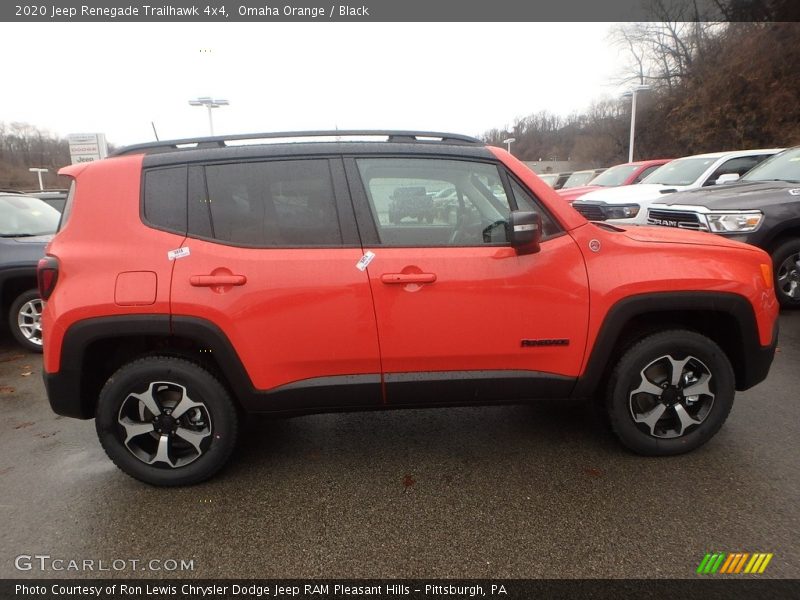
[190,275,247,287]
[380,273,437,284]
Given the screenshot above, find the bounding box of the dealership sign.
[68,133,108,164]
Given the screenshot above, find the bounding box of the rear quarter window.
[143,166,188,233]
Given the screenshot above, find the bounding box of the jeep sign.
[68,133,108,164]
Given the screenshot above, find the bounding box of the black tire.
[95,356,239,486]
[606,330,735,456]
[8,289,44,353]
[771,238,800,309]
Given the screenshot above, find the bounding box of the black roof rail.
[112,130,484,157]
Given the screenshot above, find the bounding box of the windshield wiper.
[749,178,800,183]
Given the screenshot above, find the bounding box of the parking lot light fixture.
[502,137,516,155]
[188,97,230,136]
[28,167,49,190]
[622,84,651,163]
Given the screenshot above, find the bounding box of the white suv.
[571,149,783,225]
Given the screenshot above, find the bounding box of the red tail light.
[37,256,59,300]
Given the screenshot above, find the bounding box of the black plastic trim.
[385,370,575,405]
[44,316,171,419]
[0,265,38,295]
[570,291,777,398]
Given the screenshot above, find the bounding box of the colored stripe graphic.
[734,553,750,574]
[702,552,774,574]
[758,554,774,573]
[697,554,713,574]
[711,553,726,573]
[720,554,736,574]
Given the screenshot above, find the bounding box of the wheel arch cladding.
[571,291,775,398]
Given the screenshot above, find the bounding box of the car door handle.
[190,275,247,287]
[380,273,437,284]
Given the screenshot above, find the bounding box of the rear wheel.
[9,289,44,352]
[771,238,800,309]
[95,357,239,486]
[606,330,735,456]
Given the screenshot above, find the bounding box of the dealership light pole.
[28,167,48,191]
[622,84,650,163]
[502,137,516,155]
[188,97,229,136]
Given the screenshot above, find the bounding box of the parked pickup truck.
[646,146,800,309]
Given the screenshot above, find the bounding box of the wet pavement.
[0,313,798,579]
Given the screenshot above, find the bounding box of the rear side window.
[143,167,187,233]
[200,159,342,247]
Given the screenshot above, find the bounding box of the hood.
[557,185,601,202]
[579,183,691,203]
[618,224,756,250]
[649,180,800,210]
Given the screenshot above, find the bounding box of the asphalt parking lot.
[0,312,798,580]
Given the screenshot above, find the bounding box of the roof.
[678,148,784,160]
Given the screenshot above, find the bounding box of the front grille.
[647,209,706,230]
[573,203,606,221]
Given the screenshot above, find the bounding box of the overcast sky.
[3,23,630,146]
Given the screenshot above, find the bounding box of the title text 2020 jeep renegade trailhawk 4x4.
[39,131,779,486]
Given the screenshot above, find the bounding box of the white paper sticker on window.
[355,251,376,271]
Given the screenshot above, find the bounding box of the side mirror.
[508,211,542,254]
[715,173,740,185]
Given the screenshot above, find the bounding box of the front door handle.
[190,274,247,287]
[380,273,437,285]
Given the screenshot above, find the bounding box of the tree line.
[0,122,71,190]
[484,17,800,167]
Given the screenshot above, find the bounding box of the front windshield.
[562,171,596,188]
[641,157,716,186]
[590,164,639,187]
[742,147,800,183]
[0,195,61,236]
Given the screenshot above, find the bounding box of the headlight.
[604,204,640,219]
[706,211,763,233]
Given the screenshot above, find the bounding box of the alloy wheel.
[117,381,213,468]
[629,354,715,439]
[17,298,43,346]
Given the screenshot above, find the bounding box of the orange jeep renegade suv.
[39,131,779,486]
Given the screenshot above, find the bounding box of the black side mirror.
[508,211,542,254]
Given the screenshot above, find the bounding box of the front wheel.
[771,238,800,309]
[95,357,239,486]
[9,289,44,352]
[606,330,735,456]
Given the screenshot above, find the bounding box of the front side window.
[705,155,772,185]
[356,158,512,247]
[632,164,662,184]
[200,159,342,247]
[509,180,561,239]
